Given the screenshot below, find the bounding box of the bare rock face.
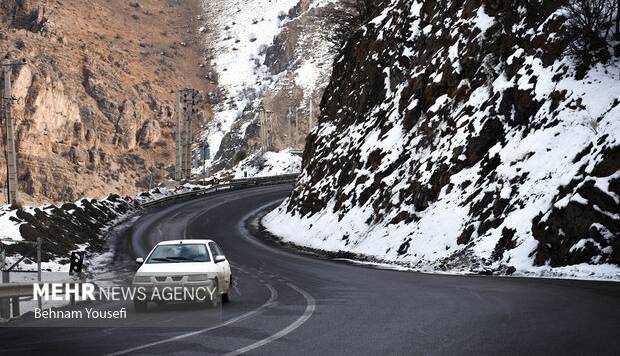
[0,0,46,31]
[0,0,211,204]
[268,0,620,275]
[137,120,161,147]
[115,99,142,149]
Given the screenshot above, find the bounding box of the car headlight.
[133,275,151,283]
[187,274,209,282]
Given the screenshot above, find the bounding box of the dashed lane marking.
[104,284,278,356]
[222,282,316,356]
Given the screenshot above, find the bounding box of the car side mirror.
[214,255,226,263]
[136,257,144,264]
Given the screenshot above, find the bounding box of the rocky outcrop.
[0,0,47,32]
[533,145,620,267]
[3,195,134,262]
[0,0,211,204]
[264,0,620,278]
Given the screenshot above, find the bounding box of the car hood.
[137,262,216,274]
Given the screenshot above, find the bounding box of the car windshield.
[146,244,210,263]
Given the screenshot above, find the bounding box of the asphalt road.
[1,183,619,355]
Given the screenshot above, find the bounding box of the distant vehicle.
[132,239,232,312]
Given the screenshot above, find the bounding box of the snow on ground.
[0,181,214,276]
[263,0,620,281]
[229,148,302,179]
[0,206,25,243]
[133,182,208,205]
[199,0,300,160]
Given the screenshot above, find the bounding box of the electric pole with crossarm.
[174,86,200,181]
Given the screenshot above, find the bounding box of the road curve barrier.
[139,174,299,209]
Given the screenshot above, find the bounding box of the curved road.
[1,184,619,355]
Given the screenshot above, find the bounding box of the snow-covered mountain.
[198,0,345,175]
[264,0,620,279]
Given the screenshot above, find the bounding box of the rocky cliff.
[264,0,620,278]
[0,0,211,205]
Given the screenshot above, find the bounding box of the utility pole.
[259,105,264,152]
[294,110,299,147]
[261,108,265,152]
[308,99,314,135]
[186,87,193,180]
[174,86,182,181]
[36,237,41,310]
[201,143,209,186]
[260,109,274,152]
[287,108,293,148]
[2,57,23,207]
[183,86,193,180]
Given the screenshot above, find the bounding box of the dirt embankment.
[0,0,213,205]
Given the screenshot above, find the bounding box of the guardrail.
[0,283,33,299]
[0,282,39,319]
[139,173,299,208]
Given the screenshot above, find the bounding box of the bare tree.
[564,0,618,72]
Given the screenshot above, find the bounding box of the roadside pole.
[36,237,41,310]
[0,270,8,319]
[259,106,273,153]
[259,106,265,152]
[287,108,293,147]
[201,143,210,186]
[294,110,299,146]
[183,86,193,180]
[2,58,20,207]
[202,147,206,186]
[308,99,314,134]
[175,86,182,181]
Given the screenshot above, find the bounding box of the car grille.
[154,276,184,282]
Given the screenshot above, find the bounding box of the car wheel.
[134,300,148,313]
[222,275,232,303]
[208,279,221,308]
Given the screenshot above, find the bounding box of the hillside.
[198,0,346,176]
[264,0,620,279]
[0,0,212,205]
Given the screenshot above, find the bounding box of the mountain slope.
[264,0,620,279]
[0,0,210,204]
[198,0,345,175]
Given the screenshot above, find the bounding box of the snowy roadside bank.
[263,0,620,281]
[0,181,214,273]
[260,209,620,282]
[0,195,135,273]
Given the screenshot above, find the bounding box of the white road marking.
[222,282,316,356]
[104,284,278,356]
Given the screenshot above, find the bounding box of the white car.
[132,239,232,312]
